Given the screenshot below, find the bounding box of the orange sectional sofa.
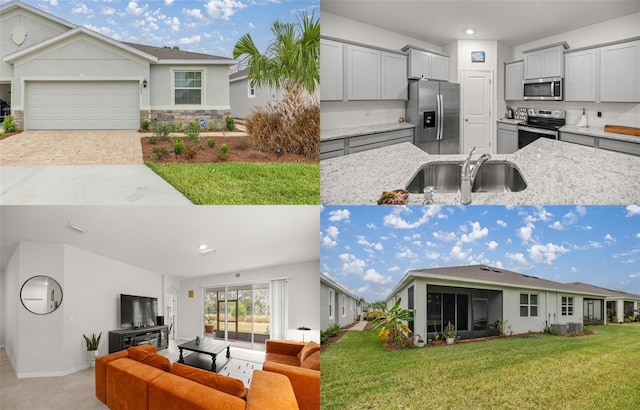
[95,345,298,410]
[262,340,320,410]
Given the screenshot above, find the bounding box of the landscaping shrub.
[148,135,158,145]
[218,143,229,160]
[208,120,219,131]
[140,119,151,130]
[187,148,197,159]
[185,120,203,150]
[173,139,185,155]
[207,138,216,148]
[321,324,342,344]
[2,115,17,132]
[225,115,235,130]
[152,146,170,160]
[151,120,173,141]
[172,122,183,132]
[246,101,319,160]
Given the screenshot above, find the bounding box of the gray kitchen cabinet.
[497,122,519,154]
[523,43,567,79]
[346,44,381,100]
[320,38,344,101]
[381,51,408,100]
[405,47,449,81]
[321,128,414,159]
[565,49,598,102]
[600,40,640,102]
[559,132,596,147]
[559,131,640,156]
[504,60,524,101]
[320,139,346,160]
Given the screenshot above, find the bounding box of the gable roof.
[321,273,360,301]
[0,0,75,29]
[123,42,236,65]
[567,282,640,300]
[388,265,609,299]
[229,67,249,82]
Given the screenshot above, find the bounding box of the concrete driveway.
[0,130,190,205]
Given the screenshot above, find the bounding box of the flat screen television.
[120,294,158,329]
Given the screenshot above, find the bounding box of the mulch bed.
[141,136,316,164]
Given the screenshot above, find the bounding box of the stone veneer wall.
[8,110,24,130]
[147,109,231,129]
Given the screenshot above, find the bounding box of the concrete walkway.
[0,131,190,204]
[347,321,369,331]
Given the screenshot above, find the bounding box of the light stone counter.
[321,122,415,141]
[320,138,640,205]
[560,125,640,144]
[497,118,522,126]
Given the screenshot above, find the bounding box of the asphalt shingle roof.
[567,282,640,300]
[122,42,234,62]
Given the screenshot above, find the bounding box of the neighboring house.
[567,282,640,324]
[321,273,359,331]
[0,0,235,130]
[386,265,608,340]
[229,67,282,119]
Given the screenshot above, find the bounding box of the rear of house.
[320,273,359,331]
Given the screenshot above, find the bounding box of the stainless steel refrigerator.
[406,79,460,154]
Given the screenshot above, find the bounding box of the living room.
[0,205,320,409]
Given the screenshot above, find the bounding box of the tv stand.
[108,325,169,353]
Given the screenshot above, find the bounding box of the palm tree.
[233,11,319,117]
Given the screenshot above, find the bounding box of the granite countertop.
[560,125,640,144]
[497,118,522,125]
[321,122,415,141]
[320,138,640,205]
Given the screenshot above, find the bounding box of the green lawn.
[145,162,319,204]
[321,324,640,409]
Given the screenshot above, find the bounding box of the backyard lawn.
[145,162,319,205]
[321,324,640,409]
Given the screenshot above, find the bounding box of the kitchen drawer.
[348,129,413,148]
[560,132,596,147]
[497,122,518,132]
[321,139,346,153]
[320,150,345,160]
[598,138,640,156]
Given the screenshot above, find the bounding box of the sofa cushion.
[300,351,320,371]
[265,352,301,367]
[127,346,171,372]
[246,370,299,410]
[150,373,246,410]
[171,362,247,399]
[296,341,320,363]
[106,357,166,410]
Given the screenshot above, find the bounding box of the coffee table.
[177,338,231,373]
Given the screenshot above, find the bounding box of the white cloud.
[589,241,602,248]
[487,241,498,250]
[177,35,201,45]
[518,222,535,244]
[101,6,115,15]
[363,269,393,285]
[450,245,468,260]
[357,236,384,251]
[629,272,640,278]
[506,252,527,265]
[460,221,488,243]
[83,24,121,39]
[433,230,457,242]
[72,4,92,15]
[425,251,440,259]
[328,209,351,222]
[383,206,444,229]
[248,22,255,29]
[321,226,339,249]
[326,226,339,239]
[125,1,146,16]
[166,16,180,31]
[388,266,401,272]
[165,0,175,5]
[366,223,377,230]
[636,233,640,239]
[626,205,640,217]
[183,8,206,21]
[47,0,59,6]
[497,219,507,227]
[205,0,246,20]
[571,267,577,272]
[339,253,366,276]
[321,235,337,248]
[528,243,568,264]
[396,247,418,259]
[575,206,587,217]
[604,234,616,243]
[550,221,564,230]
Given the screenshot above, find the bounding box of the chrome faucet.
[460,147,491,205]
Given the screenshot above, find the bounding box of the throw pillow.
[300,350,320,370]
[127,346,152,362]
[297,341,320,363]
[171,363,247,399]
[141,353,171,372]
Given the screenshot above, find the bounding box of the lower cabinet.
[560,131,640,156]
[497,122,518,154]
[108,326,169,353]
[321,128,414,159]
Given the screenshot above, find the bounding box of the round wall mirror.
[20,275,63,315]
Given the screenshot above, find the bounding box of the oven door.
[517,125,557,149]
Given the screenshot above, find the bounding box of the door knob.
[464,118,469,122]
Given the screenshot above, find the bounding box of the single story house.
[0,0,236,130]
[386,265,608,340]
[567,282,640,324]
[229,67,283,119]
[320,273,360,331]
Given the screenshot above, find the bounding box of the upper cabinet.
[320,37,408,102]
[600,40,640,102]
[523,42,569,79]
[564,49,598,102]
[404,47,449,81]
[504,60,524,101]
[320,38,344,101]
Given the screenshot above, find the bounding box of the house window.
[248,81,256,99]
[342,295,346,317]
[328,289,334,319]
[562,296,574,316]
[520,293,538,317]
[174,71,202,105]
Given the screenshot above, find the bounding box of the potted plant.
[497,318,512,337]
[432,333,443,346]
[204,315,215,333]
[443,321,457,345]
[414,334,425,348]
[83,332,101,367]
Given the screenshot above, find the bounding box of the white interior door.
[461,70,493,155]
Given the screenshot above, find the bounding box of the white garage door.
[26,81,139,130]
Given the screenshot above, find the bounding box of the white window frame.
[329,289,334,320]
[248,81,256,99]
[561,296,574,316]
[342,294,346,317]
[520,293,539,317]
[171,68,206,106]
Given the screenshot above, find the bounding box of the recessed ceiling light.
[199,244,208,251]
[466,28,475,35]
[66,223,87,233]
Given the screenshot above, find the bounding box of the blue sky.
[11,0,318,57]
[321,205,640,303]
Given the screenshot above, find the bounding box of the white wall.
[179,260,320,343]
[5,241,163,378]
[0,268,5,348]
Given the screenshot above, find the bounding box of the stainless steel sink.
[406,161,527,194]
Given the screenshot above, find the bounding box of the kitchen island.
[320,138,640,205]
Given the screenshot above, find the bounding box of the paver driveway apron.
[0,130,190,205]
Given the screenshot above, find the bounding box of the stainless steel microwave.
[523,77,563,101]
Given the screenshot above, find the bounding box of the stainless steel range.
[517,109,565,149]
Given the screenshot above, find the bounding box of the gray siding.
[150,64,231,110]
[229,77,280,118]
